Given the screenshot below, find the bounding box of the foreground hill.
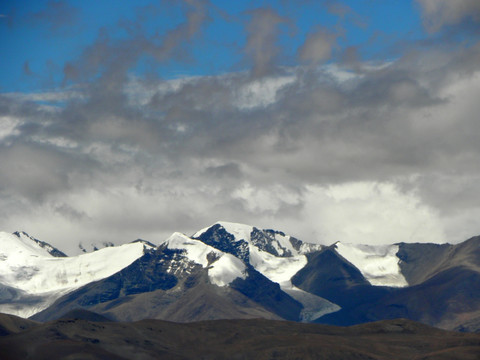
[1,313,479,360]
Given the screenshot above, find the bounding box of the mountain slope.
[397,236,480,285]
[311,238,480,330]
[0,232,155,318]
[32,232,304,322]
[192,221,338,319]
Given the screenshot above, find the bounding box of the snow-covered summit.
[191,221,321,287]
[193,221,252,241]
[0,231,156,318]
[6,231,67,258]
[163,232,247,287]
[191,222,338,320]
[193,221,323,258]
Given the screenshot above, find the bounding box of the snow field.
[334,242,408,287]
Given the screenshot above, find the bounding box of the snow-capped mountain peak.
[193,221,252,240]
[0,232,156,318]
[192,221,323,259]
[163,232,247,287]
[190,223,339,321]
[191,222,314,285]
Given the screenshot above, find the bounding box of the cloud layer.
[1,1,480,254]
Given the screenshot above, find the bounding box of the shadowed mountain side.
[229,265,303,321]
[1,316,480,360]
[89,281,282,322]
[317,266,480,331]
[397,236,480,285]
[291,248,392,310]
[365,266,480,329]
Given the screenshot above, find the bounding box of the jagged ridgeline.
[0,222,479,332]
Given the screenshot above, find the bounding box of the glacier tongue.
[334,242,408,287]
[282,285,341,322]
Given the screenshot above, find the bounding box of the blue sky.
[1,0,480,253]
[1,0,423,92]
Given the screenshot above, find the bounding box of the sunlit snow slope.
[334,242,408,287]
[0,232,154,318]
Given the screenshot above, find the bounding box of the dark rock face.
[250,228,283,256]
[193,224,250,262]
[289,236,305,252]
[250,228,294,257]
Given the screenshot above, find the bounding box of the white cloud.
[0,116,21,141]
[301,182,446,245]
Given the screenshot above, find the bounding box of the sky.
[1,0,480,255]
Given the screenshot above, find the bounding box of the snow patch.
[335,242,408,287]
[248,246,307,285]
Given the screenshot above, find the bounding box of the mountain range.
[1,221,479,332]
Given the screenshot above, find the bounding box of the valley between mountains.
[1,221,479,333]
